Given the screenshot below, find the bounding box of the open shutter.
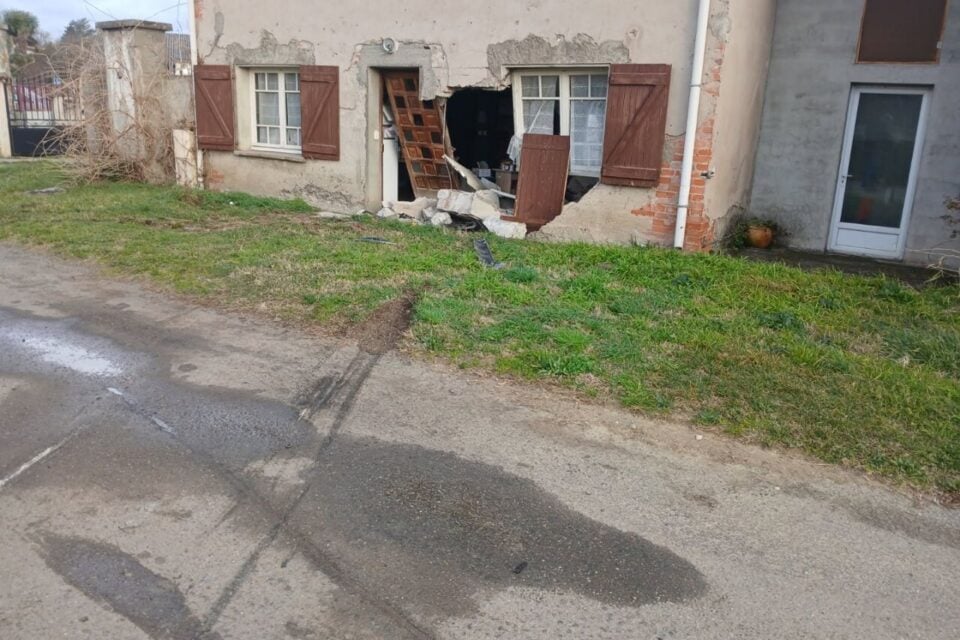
[194,65,235,151]
[300,66,340,160]
[600,64,671,188]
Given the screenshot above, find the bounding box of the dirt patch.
[352,293,416,355]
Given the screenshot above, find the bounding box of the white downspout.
[674,0,712,249]
[187,0,204,188]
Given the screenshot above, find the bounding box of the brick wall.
[630,42,726,252]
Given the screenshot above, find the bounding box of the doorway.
[828,86,930,259]
[381,70,454,199]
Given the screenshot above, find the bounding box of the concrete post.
[95,20,171,174]
[0,23,13,158]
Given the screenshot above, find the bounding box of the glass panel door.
[829,88,929,259]
[840,93,922,228]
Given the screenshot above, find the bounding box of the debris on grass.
[28,186,65,195]
[474,238,504,269]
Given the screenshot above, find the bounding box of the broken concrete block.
[430,211,452,227]
[317,211,352,220]
[469,193,501,220]
[475,190,500,208]
[376,207,397,219]
[436,189,475,215]
[388,197,437,221]
[483,217,527,239]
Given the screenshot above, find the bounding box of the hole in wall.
[446,87,515,190]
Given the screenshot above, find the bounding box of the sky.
[1,0,189,39]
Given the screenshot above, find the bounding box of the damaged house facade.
[191,0,777,250]
[189,0,959,263]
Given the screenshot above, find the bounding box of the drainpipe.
[187,0,204,188]
[673,0,712,249]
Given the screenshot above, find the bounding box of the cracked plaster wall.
[193,0,773,242]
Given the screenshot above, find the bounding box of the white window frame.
[511,67,609,177]
[250,69,301,153]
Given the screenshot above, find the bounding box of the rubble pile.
[378,189,526,239]
[376,159,527,239]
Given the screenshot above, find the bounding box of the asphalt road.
[0,243,957,639]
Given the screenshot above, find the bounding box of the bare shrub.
[44,36,176,183]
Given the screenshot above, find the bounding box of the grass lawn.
[2,161,958,497]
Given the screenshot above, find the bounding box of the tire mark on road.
[106,349,431,639]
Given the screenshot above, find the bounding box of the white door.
[828,87,930,259]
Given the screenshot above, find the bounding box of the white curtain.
[523,100,556,135]
[570,100,606,175]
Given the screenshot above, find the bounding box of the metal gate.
[5,72,82,156]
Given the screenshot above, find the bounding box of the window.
[569,73,608,178]
[520,74,561,135]
[858,0,948,63]
[253,70,301,150]
[513,69,608,177]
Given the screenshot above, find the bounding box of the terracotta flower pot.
[747,225,774,249]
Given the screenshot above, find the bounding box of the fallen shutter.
[300,66,340,160]
[514,134,570,230]
[194,65,235,151]
[600,64,671,188]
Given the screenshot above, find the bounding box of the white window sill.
[234,149,306,163]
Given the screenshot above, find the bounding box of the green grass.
[3,162,959,496]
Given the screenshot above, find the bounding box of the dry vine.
[43,36,179,183]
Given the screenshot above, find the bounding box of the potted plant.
[746,220,776,249]
[722,215,787,253]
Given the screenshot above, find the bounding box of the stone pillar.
[95,20,171,175]
[0,23,13,158]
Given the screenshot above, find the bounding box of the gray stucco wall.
[749,0,960,266]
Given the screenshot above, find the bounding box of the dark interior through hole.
[565,176,599,203]
[446,87,514,183]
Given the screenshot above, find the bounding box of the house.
[188,0,958,265]
[749,0,959,266]
[190,0,777,250]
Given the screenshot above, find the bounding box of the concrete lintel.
[96,20,172,33]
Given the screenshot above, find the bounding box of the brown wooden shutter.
[600,64,671,188]
[300,66,340,160]
[857,0,948,63]
[514,134,570,230]
[194,65,235,151]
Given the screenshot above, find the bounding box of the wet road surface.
[1,244,958,639]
